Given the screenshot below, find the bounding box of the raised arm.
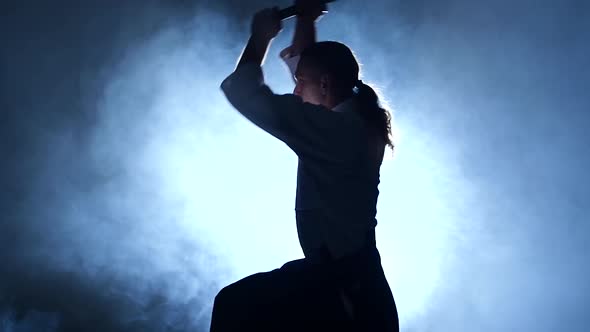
[290,15,317,55]
[221,5,351,161]
[236,8,282,70]
[280,0,327,67]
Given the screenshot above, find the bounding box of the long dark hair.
[300,41,394,152]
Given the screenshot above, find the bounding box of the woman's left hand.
[295,0,327,21]
[251,7,283,41]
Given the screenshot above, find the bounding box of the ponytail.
[355,81,394,152]
[300,41,395,153]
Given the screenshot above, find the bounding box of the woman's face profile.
[293,60,324,106]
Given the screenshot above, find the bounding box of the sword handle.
[279,0,337,20]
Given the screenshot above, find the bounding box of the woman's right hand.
[295,0,328,21]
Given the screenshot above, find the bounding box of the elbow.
[220,73,234,95]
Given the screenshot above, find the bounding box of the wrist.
[296,15,317,23]
[251,32,274,44]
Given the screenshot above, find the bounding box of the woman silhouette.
[211,1,398,331]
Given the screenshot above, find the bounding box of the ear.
[320,75,329,96]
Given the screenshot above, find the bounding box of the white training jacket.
[220,56,385,260]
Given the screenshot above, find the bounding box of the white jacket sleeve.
[220,63,353,160]
[279,45,301,82]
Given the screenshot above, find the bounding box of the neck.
[324,92,354,110]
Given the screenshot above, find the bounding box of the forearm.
[237,34,273,70]
[290,16,316,56]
